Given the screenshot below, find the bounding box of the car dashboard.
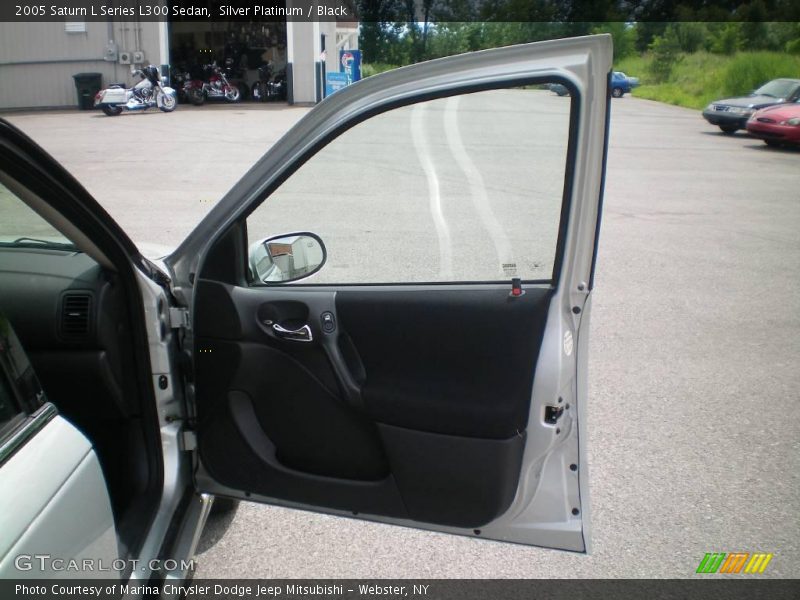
[0,246,139,422]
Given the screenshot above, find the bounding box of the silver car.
[0,34,612,592]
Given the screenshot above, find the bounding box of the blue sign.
[325,72,349,97]
[340,49,362,84]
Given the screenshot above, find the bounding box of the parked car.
[549,71,638,98]
[548,82,570,96]
[745,102,800,147]
[0,34,612,586]
[702,78,800,134]
[610,71,639,97]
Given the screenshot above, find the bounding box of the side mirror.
[248,232,327,284]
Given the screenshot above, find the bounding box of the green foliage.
[722,52,800,95]
[355,1,406,64]
[648,25,683,82]
[361,63,401,78]
[356,16,800,102]
[710,23,743,55]
[591,22,637,60]
[615,50,800,109]
[425,22,476,58]
[736,1,770,50]
[617,52,724,108]
[634,23,668,53]
[704,21,800,54]
[781,23,800,53]
[672,22,707,53]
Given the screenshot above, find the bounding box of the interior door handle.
[272,323,313,343]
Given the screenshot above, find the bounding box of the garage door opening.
[168,12,289,104]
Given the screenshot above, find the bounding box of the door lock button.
[321,311,336,333]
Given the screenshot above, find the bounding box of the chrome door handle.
[272,323,313,342]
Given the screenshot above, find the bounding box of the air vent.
[60,293,92,340]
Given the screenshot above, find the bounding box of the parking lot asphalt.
[5,96,799,578]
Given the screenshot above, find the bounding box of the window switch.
[321,312,336,333]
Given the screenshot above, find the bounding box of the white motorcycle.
[94,65,177,116]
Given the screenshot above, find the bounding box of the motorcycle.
[222,56,250,102]
[186,63,241,105]
[183,74,206,106]
[170,67,193,104]
[251,63,287,102]
[94,65,177,116]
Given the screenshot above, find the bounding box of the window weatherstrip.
[0,402,58,467]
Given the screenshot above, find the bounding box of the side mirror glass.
[248,232,326,284]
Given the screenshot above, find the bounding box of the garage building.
[0,9,358,110]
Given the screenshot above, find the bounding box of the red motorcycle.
[184,63,241,105]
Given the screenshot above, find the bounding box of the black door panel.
[193,279,551,527]
[195,282,387,481]
[199,389,408,517]
[205,340,389,480]
[377,423,526,527]
[336,288,552,438]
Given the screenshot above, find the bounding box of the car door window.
[0,181,75,248]
[0,367,23,440]
[246,85,571,284]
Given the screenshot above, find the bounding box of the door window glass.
[247,85,572,284]
[0,181,77,250]
[0,368,22,438]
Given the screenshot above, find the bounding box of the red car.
[746,102,800,147]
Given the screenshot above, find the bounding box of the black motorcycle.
[251,63,287,102]
[170,67,192,104]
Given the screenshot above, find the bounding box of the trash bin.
[72,73,102,110]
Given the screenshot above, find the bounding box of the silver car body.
[0,33,612,589]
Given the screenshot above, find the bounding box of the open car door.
[166,34,612,552]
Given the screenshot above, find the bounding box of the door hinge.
[544,405,564,425]
[169,307,191,330]
[181,429,197,452]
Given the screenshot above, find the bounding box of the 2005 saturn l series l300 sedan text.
[0,34,612,595]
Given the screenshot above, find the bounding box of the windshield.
[754,79,797,99]
[0,181,78,251]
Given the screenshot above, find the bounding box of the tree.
[635,22,668,52]
[356,0,405,64]
[672,22,707,53]
[737,1,769,50]
[591,22,637,60]
[649,25,683,82]
[710,23,743,55]
[762,22,800,53]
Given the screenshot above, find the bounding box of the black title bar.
[2,0,799,22]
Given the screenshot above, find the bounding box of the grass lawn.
[362,50,800,111]
[616,51,800,110]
